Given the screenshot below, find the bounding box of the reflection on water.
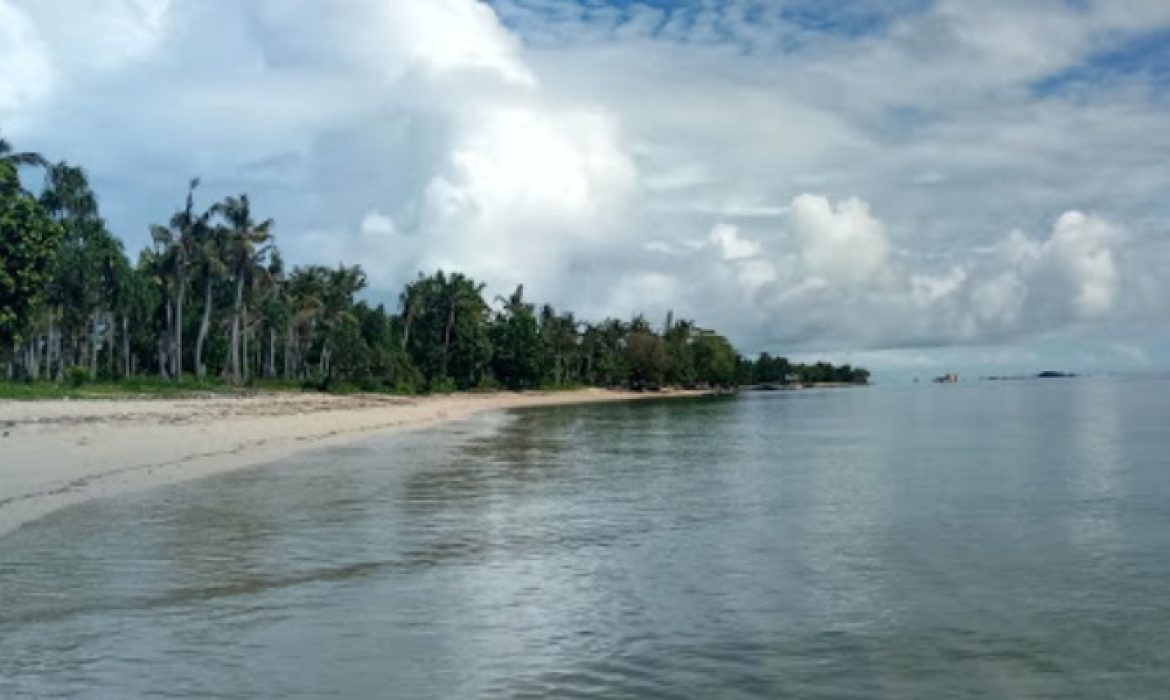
[3,381,1170,698]
[1067,378,1124,557]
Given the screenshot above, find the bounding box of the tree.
[0,133,46,197]
[691,333,738,388]
[438,273,492,388]
[539,304,579,387]
[191,212,227,379]
[0,133,46,168]
[39,163,125,378]
[490,285,546,389]
[625,328,667,390]
[214,194,273,384]
[149,179,207,378]
[354,301,417,390]
[663,314,698,387]
[317,264,368,382]
[0,169,63,349]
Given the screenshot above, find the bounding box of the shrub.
[64,366,90,388]
[427,376,457,394]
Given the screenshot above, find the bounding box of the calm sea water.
[2,378,1170,698]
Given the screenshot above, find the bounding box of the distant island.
[982,371,1079,381]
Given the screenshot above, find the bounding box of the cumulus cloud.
[790,195,892,288]
[3,0,1170,370]
[691,195,1136,348]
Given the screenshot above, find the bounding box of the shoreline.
[0,388,715,540]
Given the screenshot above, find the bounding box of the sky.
[3,0,1170,380]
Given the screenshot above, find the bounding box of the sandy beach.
[0,388,710,539]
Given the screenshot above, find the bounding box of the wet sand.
[0,388,709,539]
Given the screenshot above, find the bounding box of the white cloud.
[709,223,761,261]
[406,103,638,296]
[693,195,1136,348]
[0,1,51,115]
[359,210,396,237]
[1046,211,1119,318]
[4,0,1170,369]
[791,194,892,288]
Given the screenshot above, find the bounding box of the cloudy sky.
[3,0,1170,379]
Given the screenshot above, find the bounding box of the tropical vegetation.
[739,352,871,386]
[1,133,866,395]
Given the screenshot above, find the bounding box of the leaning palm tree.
[398,272,434,354]
[213,194,273,384]
[192,222,228,378]
[150,179,206,378]
[0,132,47,197]
[0,133,46,167]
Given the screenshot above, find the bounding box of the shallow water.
[3,378,1170,698]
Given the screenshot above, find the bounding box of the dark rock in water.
[1036,371,1076,379]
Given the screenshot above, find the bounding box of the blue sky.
[2,0,1170,380]
[490,0,934,42]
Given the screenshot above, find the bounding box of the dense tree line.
[2,135,748,392]
[740,352,870,386]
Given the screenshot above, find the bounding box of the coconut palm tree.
[0,133,46,168]
[0,133,47,196]
[439,272,487,380]
[148,179,207,378]
[213,194,273,384]
[192,221,228,378]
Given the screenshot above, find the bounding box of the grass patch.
[0,376,426,400]
[0,377,261,400]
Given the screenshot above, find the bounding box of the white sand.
[0,388,709,539]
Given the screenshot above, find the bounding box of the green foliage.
[490,285,546,389]
[625,330,668,390]
[740,353,870,385]
[64,365,90,387]
[692,333,738,388]
[0,376,245,400]
[0,176,64,344]
[401,271,494,389]
[427,376,457,394]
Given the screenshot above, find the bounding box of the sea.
[2,377,1169,698]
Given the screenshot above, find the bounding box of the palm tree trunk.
[46,319,56,381]
[174,278,186,379]
[195,277,213,378]
[284,327,295,379]
[122,314,130,379]
[266,328,276,378]
[401,306,414,352]
[441,307,456,378]
[107,314,115,379]
[52,320,62,381]
[27,338,39,381]
[230,276,243,384]
[242,304,249,383]
[163,297,174,378]
[89,312,99,379]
